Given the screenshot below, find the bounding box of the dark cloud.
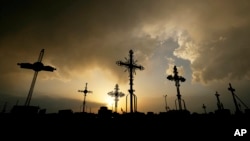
[0,0,161,84]
[192,22,250,83]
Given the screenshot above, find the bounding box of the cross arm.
[118,92,125,97]
[133,65,144,70]
[79,90,92,94]
[167,75,174,81]
[116,61,129,66]
[42,65,56,72]
[179,76,186,82]
[108,91,115,97]
[87,90,93,93]
[17,63,33,69]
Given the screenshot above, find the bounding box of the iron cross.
[78,83,93,113]
[107,84,125,113]
[18,49,56,106]
[167,65,186,110]
[116,49,144,113]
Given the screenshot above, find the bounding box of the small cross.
[167,65,186,110]
[78,83,92,113]
[107,84,125,113]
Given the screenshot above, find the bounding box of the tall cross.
[228,83,241,114]
[167,65,186,110]
[107,84,125,113]
[78,83,92,113]
[17,49,56,106]
[116,49,144,113]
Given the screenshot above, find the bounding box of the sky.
[0,0,250,114]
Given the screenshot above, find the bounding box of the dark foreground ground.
[0,109,249,140]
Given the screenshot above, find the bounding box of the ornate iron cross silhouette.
[107,84,125,113]
[116,50,144,113]
[167,65,186,110]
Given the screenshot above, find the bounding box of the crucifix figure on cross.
[116,49,144,113]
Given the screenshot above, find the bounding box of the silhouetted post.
[17,49,56,106]
[164,94,168,112]
[107,84,125,113]
[125,91,138,113]
[134,94,137,112]
[126,94,129,113]
[202,104,207,114]
[116,50,144,113]
[215,91,223,110]
[167,66,186,110]
[228,83,241,114]
[78,83,92,113]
